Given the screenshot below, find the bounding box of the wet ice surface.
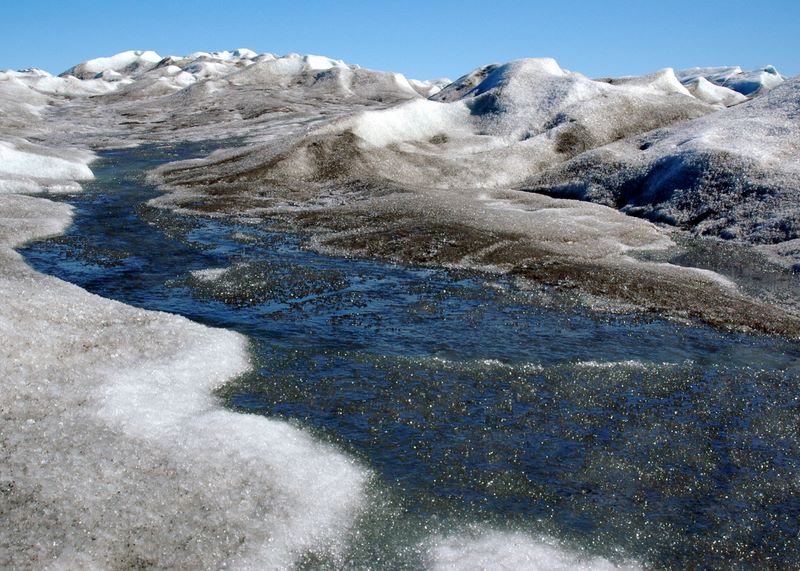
[20,144,800,569]
[632,235,800,316]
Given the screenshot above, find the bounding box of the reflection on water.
[20,144,800,569]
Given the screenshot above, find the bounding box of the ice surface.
[303,53,348,70]
[0,139,93,180]
[676,65,743,85]
[426,530,640,570]
[2,49,384,565]
[3,46,800,565]
[0,68,117,98]
[145,52,798,331]
[221,53,423,102]
[0,138,94,194]
[0,145,366,568]
[723,65,786,95]
[61,49,162,79]
[605,68,692,97]
[676,64,786,96]
[225,57,713,190]
[524,77,800,254]
[347,98,473,147]
[685,77,748,107]
[233,48,258,59]
[408,77,451,97]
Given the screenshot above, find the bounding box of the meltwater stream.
[20,144,800,569]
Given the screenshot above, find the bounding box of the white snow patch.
[304,54,348,71]
[0,139,95,194]
[77,49,162,76]
[426,530,640,571]
[347,98,472,147]
[685,77,748,107]
[0,174,367,568]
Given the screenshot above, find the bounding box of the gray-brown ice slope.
[523,77,800,260]
[185,58,713,190]
[51,50,447,147]
[153,58,800,334]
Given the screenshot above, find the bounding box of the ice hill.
[55,48,447,101]
[2,49,795,267]
[0,49,449,192]
[173,58,717,191]
[522,77,800,251]
[157,54,798,266]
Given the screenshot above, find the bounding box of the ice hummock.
[206,57,714,190]
[524,77,800,253]
[60,49,163,79]
[684,76,748,107]
[676,64,786,97]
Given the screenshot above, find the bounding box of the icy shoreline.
[1,147,643,569]
[0,190,367,567]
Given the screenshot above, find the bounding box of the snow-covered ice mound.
[683,76,748,107]
[523,77,800,256]
[0,137,95,194]
[426,529,640,570]
[181,57,713,190]
[676,64,786,97]
[60,49,163,80]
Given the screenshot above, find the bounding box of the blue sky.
[2,0,797,80]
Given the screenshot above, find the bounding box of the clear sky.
[1,0,797,80]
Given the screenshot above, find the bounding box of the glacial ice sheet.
[0,194,367,567]
[3,47,800,565]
